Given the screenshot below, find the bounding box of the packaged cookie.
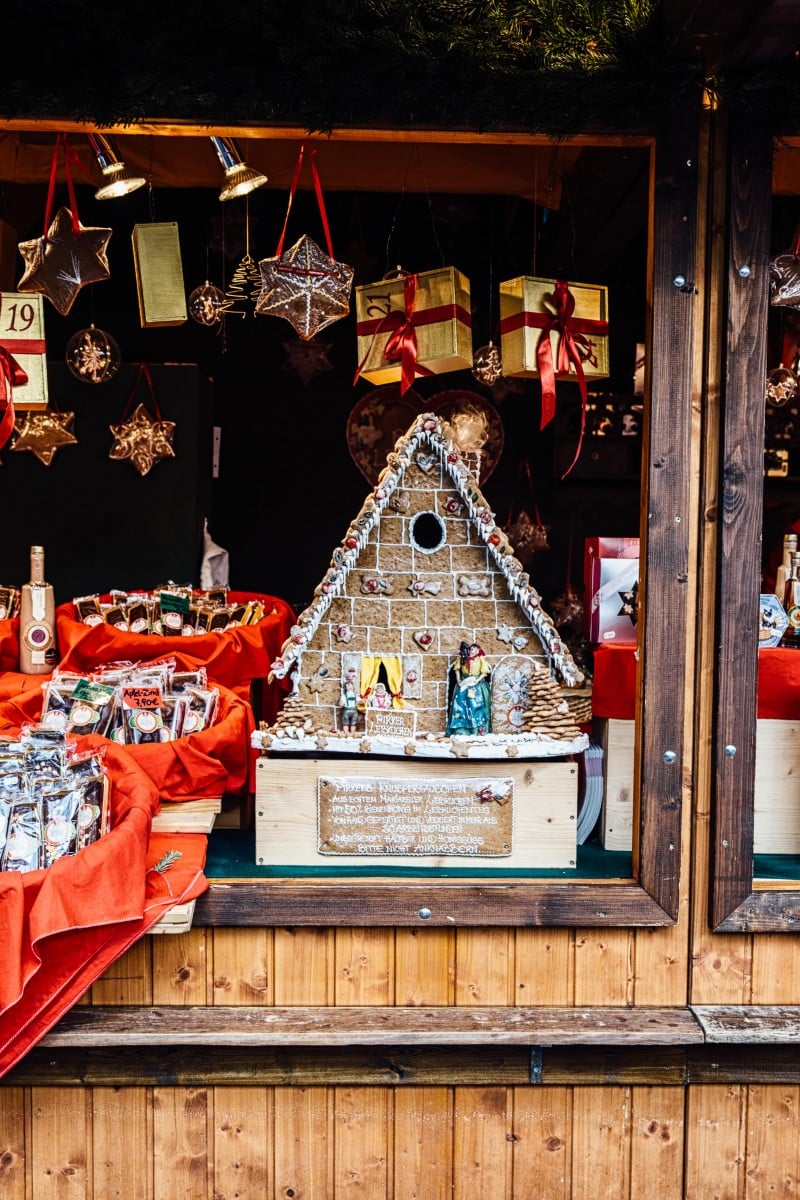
[126,601,150,635]
[181,687,219,735]
[65,680,117,738]
[40,783,80,867]
[21,726,69,778]
[104,605,129,631]
[74,595,104,626]
[120,684,166,744]
[2,797,42,872]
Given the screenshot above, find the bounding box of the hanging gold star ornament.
[11,406,78,466]
[109,364,175,477]
[256,144,353,340]
[17,135,112,317]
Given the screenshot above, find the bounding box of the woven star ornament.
[257,234,353,340]
[18,207,112,317]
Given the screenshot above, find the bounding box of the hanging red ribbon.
[43,133,83,239]
[276,143,336,260]
[0,346,28,451]
[500,279,608,478]
[118,363,162,422]
[354,273,472,395]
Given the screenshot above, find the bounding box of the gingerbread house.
[260,412,588,761]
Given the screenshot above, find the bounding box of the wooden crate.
[591,717,800,856]
[255,756,578,870]
[754,719,800,854]
[149,899,196,935]
[593,718,635,851]
[151,797,222,834]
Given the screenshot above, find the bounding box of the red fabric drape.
[0,678,253,800]
[0,617,19,671]
[55,592,294,724]
[592,644,800,721]
[0,740,208,1079]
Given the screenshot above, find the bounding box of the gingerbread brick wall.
[297,455,550,733]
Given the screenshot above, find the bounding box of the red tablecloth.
[0,678,253,800]
[56,592,294,725]
[0,617,19,672]
[591,644,800,720]
[0,740,208,1079]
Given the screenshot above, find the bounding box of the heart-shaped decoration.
[415,452,437,473]
[346,385,504,485]
[413,629,434,651]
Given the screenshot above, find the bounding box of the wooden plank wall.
[5,1071,800,1197]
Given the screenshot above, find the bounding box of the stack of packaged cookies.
[41,660,219,745]
[0,727,107,874]
[72,584,265,636]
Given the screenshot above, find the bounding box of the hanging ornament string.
[275,142,337,263]
[119,363,162,423]
[43,134,81,239]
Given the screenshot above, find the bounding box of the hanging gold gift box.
[499,276,609,383]
[355,267,472,392]
[132,222,188,328]
[499,277,610,479]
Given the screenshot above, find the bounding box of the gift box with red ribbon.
[499,276,609,476]
[354,267,472,393]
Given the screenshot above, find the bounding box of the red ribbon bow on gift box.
[501,279,608,477]
[355,272,472,395]
[0,345,29,451]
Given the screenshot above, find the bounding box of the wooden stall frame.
[0,118,698,928]
[707,110,800,932]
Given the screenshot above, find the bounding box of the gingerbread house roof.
[270,412,583,688]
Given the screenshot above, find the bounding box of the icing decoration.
[457,575,491,597]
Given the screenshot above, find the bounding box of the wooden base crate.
[149,899,197,935]
[591,717,800,856]
[256,756,578,870]
[754,719,800,855]
[151,797,222,834]
[593,718,635,851]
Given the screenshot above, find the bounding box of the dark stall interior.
[0,133,650,615]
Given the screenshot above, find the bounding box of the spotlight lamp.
[87,133,147,200]
[211,136,268,202]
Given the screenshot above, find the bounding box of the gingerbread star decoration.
[109,403,176,477]
[11,408,78,466]
[18,207,112,317]
[257,234,353,340]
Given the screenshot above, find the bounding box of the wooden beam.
[192,880,674,927]
[711,110,772,928]
[38,1005,704,1048]
[8,1043,800,1088]
[692,1005,800,1041]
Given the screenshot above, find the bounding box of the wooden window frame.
[710,114,800,931]
[2,119,697,928]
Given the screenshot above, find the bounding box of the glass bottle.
[18,545,57,674]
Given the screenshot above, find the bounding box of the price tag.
[0,292,48,411]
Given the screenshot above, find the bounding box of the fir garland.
[0,0,795,134]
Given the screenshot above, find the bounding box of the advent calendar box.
[584,537,640,645]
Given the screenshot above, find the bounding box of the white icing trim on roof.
[269,413,583,687]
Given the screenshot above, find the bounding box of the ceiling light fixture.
[87,133,147,200]
[210,136,268,202]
